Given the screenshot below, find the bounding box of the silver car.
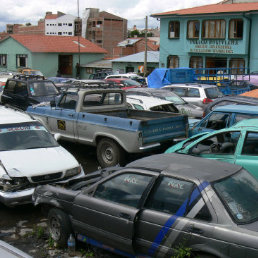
[126,88,203,118]
[162,83,223,109]
[33,154,258,258]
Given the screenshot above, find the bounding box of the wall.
[112,62,159,74]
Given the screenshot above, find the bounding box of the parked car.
[27,88,188,167]
[190,104,258,136]
[166,118,258,179]
[126,95,179,113]
[89,71,112,80]
[0,106,84,206]
[162,83,223,108]
[1,75,59,110]
[203,95,258,117]
[33,153,258,257]
[21,68,44,77]
[126,88,203,118]
[105,73,146,85]
[105,78,142,89]
[48,77,75,89]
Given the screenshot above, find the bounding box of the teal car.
[166,119,258,179]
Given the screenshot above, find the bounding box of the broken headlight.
[0,175,30,192]
[65,166,81,178]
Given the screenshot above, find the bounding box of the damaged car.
[0,106,84,206]
[33,154,258,258]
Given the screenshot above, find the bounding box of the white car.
[0,106,84,206]
[105,73,146,85]
[126,95,179,113]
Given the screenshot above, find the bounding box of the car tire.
[48,208,72,247]
[97,138,125,168]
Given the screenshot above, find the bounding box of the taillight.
[203,98,213,104]
[0,82,5,87]
[202,111,206,118]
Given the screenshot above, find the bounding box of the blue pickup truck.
[27,88,188,167]
[190,105,258,136]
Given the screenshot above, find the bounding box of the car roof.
[127,88,169,93]
[126,95,174,108]
[211,95,258,104]
[214,104,258,114]
[163,83,218,89]
[126,153,241,182]
[0,106,34,124]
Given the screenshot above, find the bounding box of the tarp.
[147,68,171,88]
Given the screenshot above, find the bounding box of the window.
[59,94,78,109]
[94,173,152,208]
[68,23,72,26]
[58,23,62,26]
[230,58,245,74]
[202,20,225,39]
[58,32,62,35]
[188,20,200,38]
[234,114,258,125]
[204,112,230,130]
[14,82,28,96]
[229,19,243,39]
[241,132,258,155]
[68,32,72,35]
[0,54,7,66]
[168,21,180,38]
[4,80,16,93]
[171,87,187,97]
[188,88,200,97]
[167,55,179,68]
[145,176,194,214]
[191,131,240,155]
[83,92,123,107]
[16,54,28,68]
[189,56,203,72]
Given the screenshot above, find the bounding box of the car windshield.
[29,81,59,96]
[124,79,141,86]
[153,91,186,105]
[214,170,258,224]
[150,103,178,113]
[0,122,59,151]
[205,87,223,99]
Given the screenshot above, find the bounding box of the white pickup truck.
[27,88,188,167]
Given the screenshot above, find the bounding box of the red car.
[105,78,142,90]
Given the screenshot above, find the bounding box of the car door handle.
[68,114,74,117]
[187,225,203,235]
[119,213,131,220]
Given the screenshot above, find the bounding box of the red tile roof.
[152,2,258,17]
[10,34,107,54]
[45,14,58,19]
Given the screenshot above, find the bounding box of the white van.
[0,106,84,206]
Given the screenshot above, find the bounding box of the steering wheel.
[210,143,221,153]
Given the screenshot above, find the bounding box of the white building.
[45,14,77,36]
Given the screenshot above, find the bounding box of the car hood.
[0,147,78,178]
[176,104,203,118]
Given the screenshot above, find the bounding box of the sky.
[0,0,220,32]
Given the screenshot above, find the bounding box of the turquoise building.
[152,2,258,73]
[0,34,107,78]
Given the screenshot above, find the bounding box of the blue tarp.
[147,68,171,88]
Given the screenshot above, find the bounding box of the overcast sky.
[0,0,220,31]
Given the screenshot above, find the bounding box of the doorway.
[206,57,227,71]
[58,55,73,76]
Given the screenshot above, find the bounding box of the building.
[151,1,258,73]
[0,34,107,78]
[111,51,159,74]
[45,12,81,36]
[113,38,159,58]
[82,8,127,58]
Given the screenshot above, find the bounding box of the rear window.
[205,87,222,99]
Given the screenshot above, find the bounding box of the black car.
[1,75,59,110]
[33,154,258,258]
[203,95,258,117]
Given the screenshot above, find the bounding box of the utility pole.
[77,0,81,79]
[144,16,148,77]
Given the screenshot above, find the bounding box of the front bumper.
[0,169,85,207]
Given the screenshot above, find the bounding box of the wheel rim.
[49,216,61,241]
[102,145,114,164]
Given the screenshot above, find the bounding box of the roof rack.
[65,81,124,90]
[12,74,46,81]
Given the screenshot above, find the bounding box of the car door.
[71,170,155,255]
[235,130,258,180]
[135,176,216,257]
[185,88,202,107]
[187,131,241,164]
[14,81,29,109]
[1,80,17,106]
[48,93,78,139]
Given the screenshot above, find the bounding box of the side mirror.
[50,100,56,108]
[54,133,61,141]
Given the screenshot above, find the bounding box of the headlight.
[0,176,29,192]
[65,166,81,178]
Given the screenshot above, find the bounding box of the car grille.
[31,172,63,183]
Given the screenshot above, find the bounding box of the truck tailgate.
[140,115,188,144]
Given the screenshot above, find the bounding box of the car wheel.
[48,208,72,247]
[97,138,125,168]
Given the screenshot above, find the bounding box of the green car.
[166,118,258,179]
